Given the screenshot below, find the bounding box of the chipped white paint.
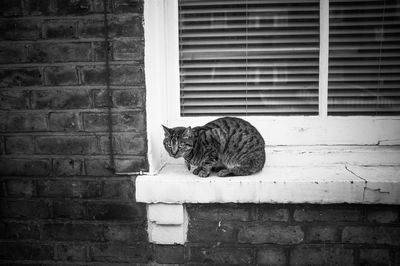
[147,204,188,245]
[345,166,400,204]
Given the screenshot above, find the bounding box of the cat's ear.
[182,126,193,139]
[162,125,171,137]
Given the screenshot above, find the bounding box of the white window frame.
[144,0,400,174]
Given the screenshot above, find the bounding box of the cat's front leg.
[192,166,202,175]
[193,166,211,178]
[196,159,217,178]
[193,148,217,178]
[185,160,191,171]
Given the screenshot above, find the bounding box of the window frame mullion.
[319,0,329,117]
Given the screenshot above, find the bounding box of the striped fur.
[162,117,265,177]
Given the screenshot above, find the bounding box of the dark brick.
[0,221,5,237]
[56,243,87,262]
[0,19,41,40]
[190,247,254,265]
[188,220,236,243]
[342,226,400,245]
[304,225,338,243]
[44,20,78,39]
[0,242,54,260]
[104,222,147,242]
[110,64,144,85]
[103,180,134,199]
[114,89,145,108]
[6,179,35,197]
[22,0,56,16]
[293,206,361,222]
[27,42,92,63]
[35,136,98,155]
[42,223,103,241]
[5,136,34,154]
[0,159,51,176]
[54,0,91,15]
[0,44,27,64]
[80,15,143,39]
[155,245,184,264]
[93,41,113,61]
[37,180,101,198]
[93,88,145,108]
[4,222,40,240]
[258,205,289,222]
[53,200,86,219]
[80,65,106,85]
[0,90,30,110]
[0,0,22,17]
[79,18,105,39]
[109,15,143,37]
[44,66,79,86]
[0,136,4,155]
[49,112,81,131]
[85,158,114,176]
[238,224,304,244]
[1,200,50,219]
[85,157,147,175]
[367,208,399,224]
[257,248,286,266]
[81,64,144,86]
[90,243,153,263]
[113,39,143,60]
[86,202,146,220]
[0,68,42,87]
[113,0,143,14]
[99,133,146,155]
[92,0,112,13]
[82,111,145,132]
[359,249,391,266]
[53,158,84,176]
[114,157,148,173]
[290,246,354,266]
[0,113,48,132]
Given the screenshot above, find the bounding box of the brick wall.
[1,1,400,266]
[0,0,152,264]
[156,204,399,265]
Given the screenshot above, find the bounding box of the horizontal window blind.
[328,0,400,115]
[179,0,320,116]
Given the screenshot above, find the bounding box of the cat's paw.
[192,167,201,175]
[198,169,210,178]
[217,169,231,177]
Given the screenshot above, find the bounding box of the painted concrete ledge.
[135,146,400,244]
[136,164,400,205]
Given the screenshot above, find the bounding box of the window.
[328,0,400,115]
[144,0,400,173]
[178,0,320,116]
[178,0,400,117]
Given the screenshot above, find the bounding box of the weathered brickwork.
[1,1,400,266]
[182,204,400,265]
[0,0,150,264]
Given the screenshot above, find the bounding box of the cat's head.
[162,125,194,158]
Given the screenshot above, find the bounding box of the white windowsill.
[136,146,400,205]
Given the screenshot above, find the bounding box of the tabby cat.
[162,117,265,177]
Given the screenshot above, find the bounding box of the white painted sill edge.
[135,146,400,205]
